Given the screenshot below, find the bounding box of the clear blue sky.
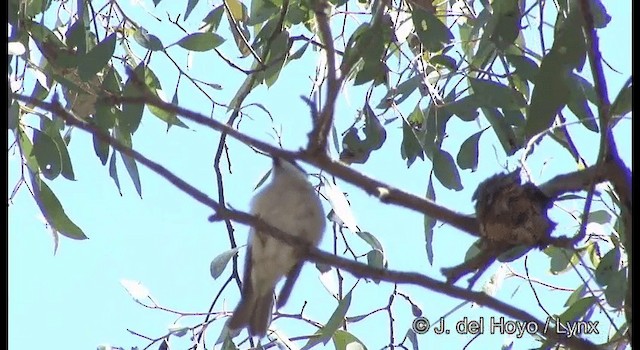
[9,1,631,349]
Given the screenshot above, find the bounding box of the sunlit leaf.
[210,247,241,279]
[332,330,367,350]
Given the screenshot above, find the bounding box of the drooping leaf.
[263,30,290,87]
[247,0,279,26]
[457,130,484,171]
[505,54,539,82]
[604,268,627,308]
[210,247,241,279]
[30,174,88,240]
[39,116,75,180]
[525,51,570,140]
[424,175,436,265]
[433,149,463,191]
[115,128,142,197]
[400,106,425,167]
[366,249,386,279]
[356,231,384,252]
[108,150,122,195]
[482,107,520,156]
[31,129,62,180]
[595,247,620,286]
[567,74,598,132]
[184,0,200,20]
[78,33,116,81]
[489,0,521,50]
[201,5,225,32]
[412,8,453,52]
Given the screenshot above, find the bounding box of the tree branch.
[13,94,602,350]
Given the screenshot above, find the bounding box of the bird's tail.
[228,291,274,337]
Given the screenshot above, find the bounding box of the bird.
[227,156,326,337]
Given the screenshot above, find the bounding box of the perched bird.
[228,157,325,337]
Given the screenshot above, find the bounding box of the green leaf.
[356,231,384,252]
[489,0,521,50]
[567,74,598,132]
[505,54,539,82]
[263,30,290,87]
[184,0,200,20]
[482,107,520,156]
[545,246,578,274]
[564,283,586,307]
[588,209,612,224]
[108,150,122,195]
[424,176,436,265]
[133,27,164,51]
[153,0,163,5]
[332,330,367,350]
[288,42,309,61]
[202,5,225,32]
[30,174,88,240]
[469,78,526,109]
[303,291,352,349]
[412,8,453,52]
[79,33,116,81]
[456,130,484,171]
[31,129,62,180]
[433,150,462,191]
[376,75,421,109]
[525,51,570,140]
[557,296,596,324]
[366,249,386,277]
[610,78,632,119]
[115,128,142,197]
[552,2,586,70]
[120,64,147,133]
[176,32,225,52]
[430,54,457,70]
[248,0,279,25]
[210,247,241,279]
[17,126,40,172]
[441,95,479,121]
[148,91,188,129]
[497,245,531,262]
[400,107,425,167]
[8,101,19,131]
[226,0,246,21]
[464,239,483,262]
[595,247,620,286]
[604,268,627,308]
[39,116,75,180]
